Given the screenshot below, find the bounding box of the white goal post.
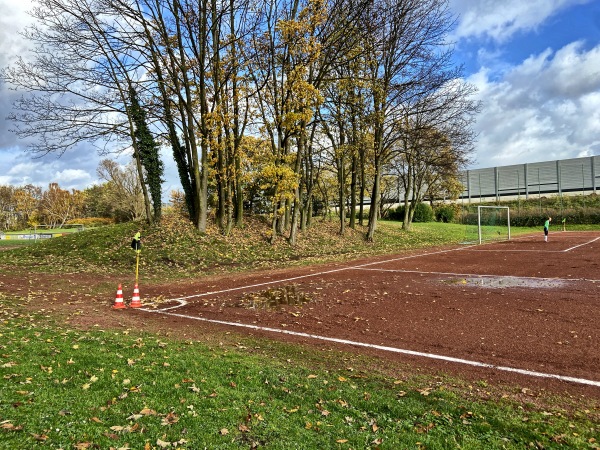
[477,206,511,244]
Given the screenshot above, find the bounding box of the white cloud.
[514,42,600,98]
[450,0,592,42]
[468,42,600,168]
[0,2,178,193]
[0,1,34,59]
[52,168,93,185]
[1,152,99,190]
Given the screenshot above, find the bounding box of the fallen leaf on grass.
[31,433,49,441]
[161,412,179,426]
[414,423,435,434]
[139,407,157,416]
[1,422,23,431]
[156,438,170,448]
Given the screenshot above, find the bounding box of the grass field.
[1,214,599,449]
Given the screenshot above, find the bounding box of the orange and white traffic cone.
[113,284,127,309]
[130,283,142,308]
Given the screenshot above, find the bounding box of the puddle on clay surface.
[443,276,568,289]
[237,284,312,309]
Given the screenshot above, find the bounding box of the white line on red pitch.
[139,308,600,388]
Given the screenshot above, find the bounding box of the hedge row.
[384,193,600,226]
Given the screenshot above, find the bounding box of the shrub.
[385,203,433,222]
[413,203,434,222]
[67,217,114,228]
[386,205,405,221]
[434,205,455,223]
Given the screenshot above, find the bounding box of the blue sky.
[1,0,599,191]
[450,0,600,169]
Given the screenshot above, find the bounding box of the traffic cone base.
[113,284,127,309]
[130,283,142,308]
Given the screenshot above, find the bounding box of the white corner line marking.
[563,237,600,252]
[140,308,600,388]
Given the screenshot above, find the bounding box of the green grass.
[0,239,34,248]
[1,214,599,449]
[1,297,598,450]
[0,214,548,280]
[0,215,474,280]
[0,227,83,248]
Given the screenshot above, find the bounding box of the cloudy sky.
[1,0,600,191]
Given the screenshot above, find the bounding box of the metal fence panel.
[460,155,598,201]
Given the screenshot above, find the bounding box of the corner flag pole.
[132,232,141,283]
[135,250,140,283]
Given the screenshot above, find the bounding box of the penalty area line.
[141,308,600,388]
[563,237,600,252]
[158,245,476,303]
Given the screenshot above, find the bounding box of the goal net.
[462,206,511,244]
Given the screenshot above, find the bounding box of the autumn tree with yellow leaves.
[2,0,479,243]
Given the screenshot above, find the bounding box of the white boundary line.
[161,245,478,303]
[467,235,600,253]
[469,249,563,253]
[563,236,600,252]
[140,307,600,388]
[152,235,599,303]
[136,236,600,388]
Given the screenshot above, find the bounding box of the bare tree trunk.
[349,152,357,228]
[359,146,366,226]
[366,170,381,241]
[289,134,305,245]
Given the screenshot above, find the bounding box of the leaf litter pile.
[236,285,313,310]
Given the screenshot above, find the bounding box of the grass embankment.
[1,214,598,449]
[0,213,537,280]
